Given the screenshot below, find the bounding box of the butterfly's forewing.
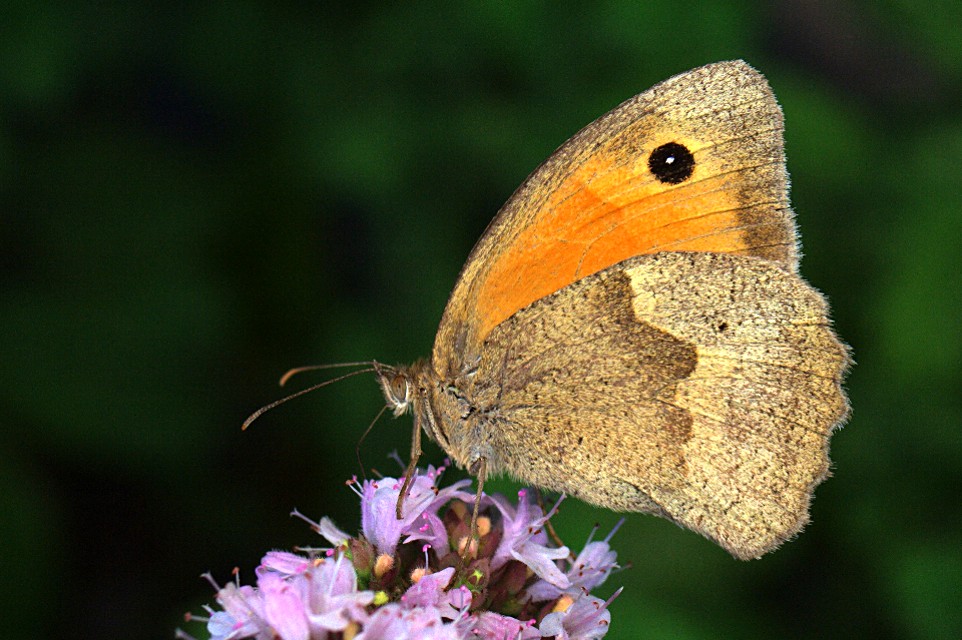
[433,61,797,374]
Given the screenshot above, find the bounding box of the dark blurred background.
[3,2,961,639]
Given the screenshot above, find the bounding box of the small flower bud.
[457,535,479,558]
[343,621,360,640]
[552,594,575,613]
[410,566,427,584]
[475,515,492,537]
[373,553,394,578]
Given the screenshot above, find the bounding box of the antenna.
[242,364,375,430]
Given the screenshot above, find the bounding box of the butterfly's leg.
[395,416,423,519]
[468,456,487,544]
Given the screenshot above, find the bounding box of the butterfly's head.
[374,361,418,417]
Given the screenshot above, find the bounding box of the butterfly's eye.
[648,142,695,184]
[390,375,410,404]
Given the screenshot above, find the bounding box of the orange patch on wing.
[474,153,749,342]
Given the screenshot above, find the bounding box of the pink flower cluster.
[181,465,621,640]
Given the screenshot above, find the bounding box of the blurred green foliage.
[2,2,961,639]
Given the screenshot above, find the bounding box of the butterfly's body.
[377,61,849,560]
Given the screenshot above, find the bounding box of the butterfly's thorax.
[377,359,497,472]
[424,359,509,475]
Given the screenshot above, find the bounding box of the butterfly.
[261,61,850,560]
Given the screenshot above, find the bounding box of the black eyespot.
[648,142,695,184]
